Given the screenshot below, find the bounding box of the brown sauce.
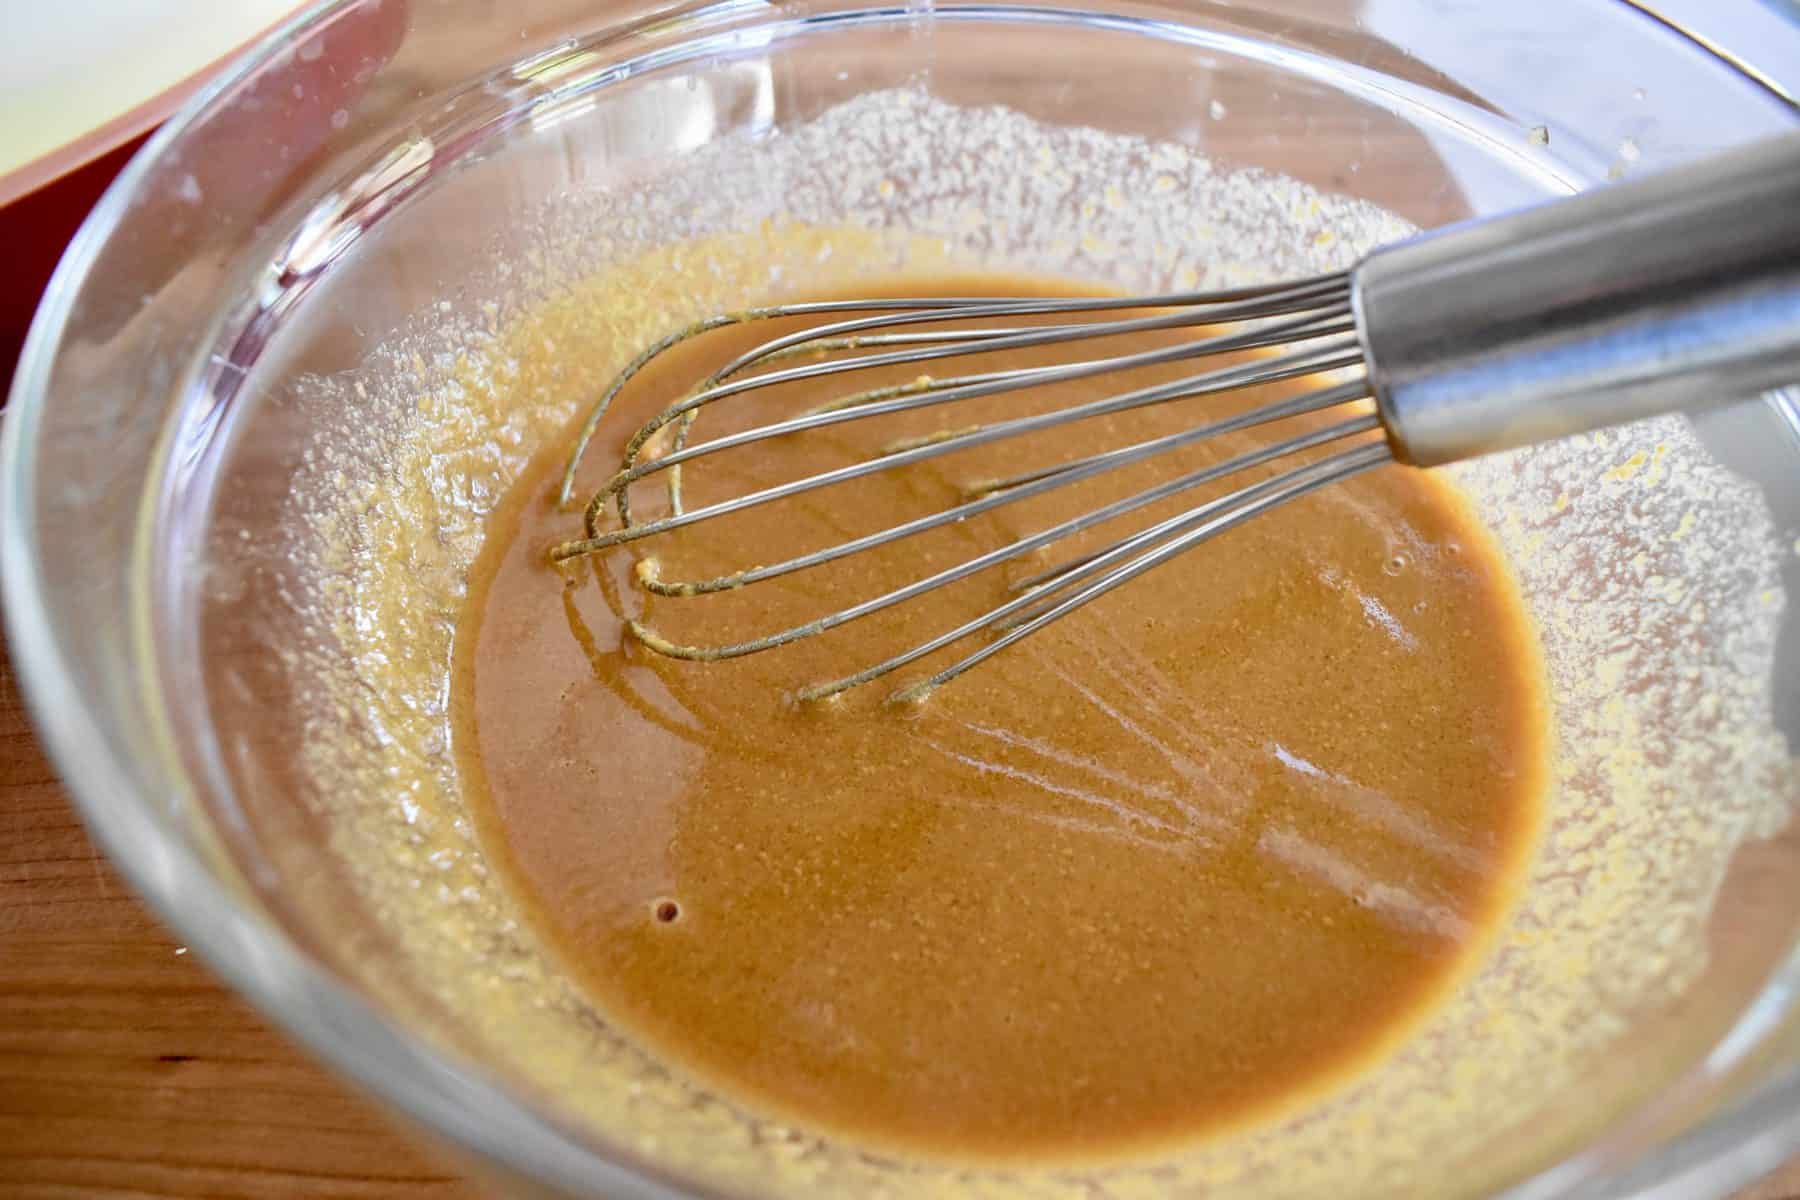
[452,274,1548,1163]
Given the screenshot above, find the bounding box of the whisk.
[553,133,1800,702]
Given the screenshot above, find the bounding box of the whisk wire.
[789,436,1390,703]
[706,276,1352,385]
[556,273,1350,506]
[632,378,1371,597]
[644,276,1353,516]
[882,440,1395,703]
[565,315,1359,550]
[1002,408,1381,598]
[557,335,1360,559]
[624,411,1380,689]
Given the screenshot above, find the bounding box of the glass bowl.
[5,1,1800,1197]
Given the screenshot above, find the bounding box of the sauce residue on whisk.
[451,273,1549,1164]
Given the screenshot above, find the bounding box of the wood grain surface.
[0,644,479,1198]
[0,634,1794,1198]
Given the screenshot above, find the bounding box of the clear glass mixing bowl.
[6,1,1800,1196]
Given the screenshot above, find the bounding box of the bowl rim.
[5,2,1800,1198]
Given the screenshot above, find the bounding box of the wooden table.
[0,641,477,1197]
[0,636,1795,1197]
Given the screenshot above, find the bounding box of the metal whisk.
[553,133,1800,702]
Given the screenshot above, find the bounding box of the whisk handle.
[1355,131,1800,467]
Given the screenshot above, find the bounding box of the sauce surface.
[453,275,1548,1162]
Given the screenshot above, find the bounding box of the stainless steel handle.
[1354,133,1800,467]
